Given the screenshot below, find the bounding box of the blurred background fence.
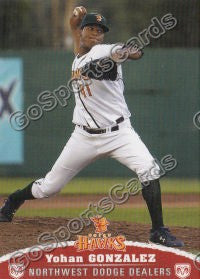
[0,0,199,179]
[0,0,199,49]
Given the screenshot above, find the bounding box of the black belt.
[78,116,124,134]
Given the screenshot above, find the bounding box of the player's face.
[80,25,104,50]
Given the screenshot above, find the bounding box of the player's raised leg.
[109,124,184,247]
[0,128,99,222]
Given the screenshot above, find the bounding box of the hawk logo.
[8,263,25,279]
[174,263,191,279]
[74,216,126,252]
[96,14,102,22]
[90,215,109,233]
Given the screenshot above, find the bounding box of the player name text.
[45,253,156,263]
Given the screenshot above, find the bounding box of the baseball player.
[0,7,183,247]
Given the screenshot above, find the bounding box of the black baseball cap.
[80,13,109,33]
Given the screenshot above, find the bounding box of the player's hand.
[70,6,87,31]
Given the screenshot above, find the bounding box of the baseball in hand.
[73,7,86,17]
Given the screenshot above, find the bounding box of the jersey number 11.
[80,85,92,97]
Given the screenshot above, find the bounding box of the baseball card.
[0,0,199,278]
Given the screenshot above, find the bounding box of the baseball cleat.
[0,191,24,222]
[149,227,184,247]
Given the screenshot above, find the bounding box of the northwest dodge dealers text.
[28,253,171,277]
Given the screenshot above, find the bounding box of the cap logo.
[96,14,102,22]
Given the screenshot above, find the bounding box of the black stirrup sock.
[141,179,164,231]
[9,181,35,203]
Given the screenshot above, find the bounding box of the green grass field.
[0,177,199,195]
[1,177,200,227]
[16,207,200,228]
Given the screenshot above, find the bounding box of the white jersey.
[32,46,161,200]
[71,44,131,128]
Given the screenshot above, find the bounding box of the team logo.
[96,14,102,22]
[174,263,191,279]
[75,215,126,252]
[91,215,109,233]
[8,263,25,279]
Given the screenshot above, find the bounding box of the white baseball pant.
[32,119,160,198]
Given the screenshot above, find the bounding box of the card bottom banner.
[0,241,199,279]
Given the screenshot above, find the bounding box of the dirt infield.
[0,193,199,257]
[0,217,199,257]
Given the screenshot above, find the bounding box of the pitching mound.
[0,217,199,257]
